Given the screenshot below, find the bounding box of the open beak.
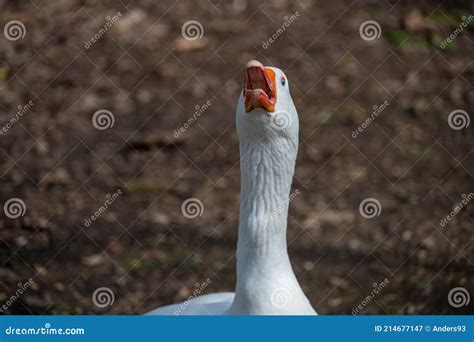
[244,60,276,113]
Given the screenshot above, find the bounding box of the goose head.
[236,60,299,151]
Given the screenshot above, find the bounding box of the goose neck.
[235,138,297,282]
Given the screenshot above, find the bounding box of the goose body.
[148,60,316,315]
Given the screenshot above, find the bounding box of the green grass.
[430,9,473,28]
[387,30,430,50]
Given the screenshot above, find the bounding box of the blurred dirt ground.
[0,0,473,314]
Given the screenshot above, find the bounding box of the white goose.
[148,60,316,315]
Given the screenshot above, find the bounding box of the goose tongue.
[244,60,276,113]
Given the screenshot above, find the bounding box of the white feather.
[147,64,316,315]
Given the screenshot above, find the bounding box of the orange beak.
[244,60,276,113]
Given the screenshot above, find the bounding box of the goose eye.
[281,77,286,86]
